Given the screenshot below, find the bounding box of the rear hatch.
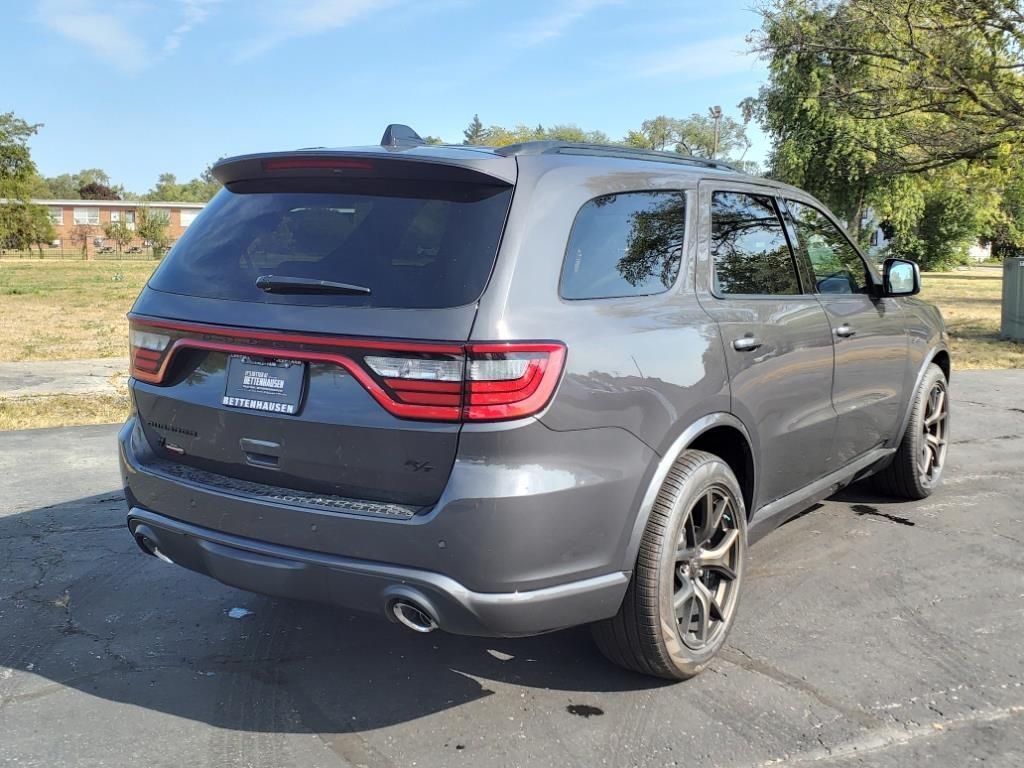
[129,148,518,507]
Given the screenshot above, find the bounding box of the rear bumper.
[127,506,628,637]
[119,415,652,636]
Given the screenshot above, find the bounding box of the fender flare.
[891,345,950,448]
[620,412,755,572]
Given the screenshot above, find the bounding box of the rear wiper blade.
[255,275,371,296]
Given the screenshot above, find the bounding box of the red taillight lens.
[129,323,174,382]
[464,344,566,421]
[127,316,566,422]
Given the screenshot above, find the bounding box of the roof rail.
[380,124,426,148]
[493,141,742,172]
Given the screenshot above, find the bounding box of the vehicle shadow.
[2,491,667,735]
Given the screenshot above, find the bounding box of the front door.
[782,199,910,465]
[696,185,838,508]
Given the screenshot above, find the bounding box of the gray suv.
[120,125,950,679]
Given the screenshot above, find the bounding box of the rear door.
[781,199,909,465]
[696,183,837,506]
[129,155,515,507]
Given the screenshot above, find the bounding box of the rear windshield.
[148,179,513,308]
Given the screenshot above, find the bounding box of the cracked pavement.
[1,370,1022,767]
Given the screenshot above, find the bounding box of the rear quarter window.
[559,191,686,300]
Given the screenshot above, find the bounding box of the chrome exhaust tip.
[390,599,438,633]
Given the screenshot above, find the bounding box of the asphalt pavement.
[1,370,1022,767]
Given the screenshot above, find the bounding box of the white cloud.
[516,0,620,47]
[35,0,148,73]
[233,0,398,62]
[636,34,762,80]
[163,0,220,54]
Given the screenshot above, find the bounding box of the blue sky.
[5,0,770,194]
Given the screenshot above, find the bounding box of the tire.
[872,363,950,500]
[592,450,746,680]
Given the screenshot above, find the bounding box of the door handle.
[834,324,856,338]
[732,335,763,352]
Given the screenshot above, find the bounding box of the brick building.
[36,198,207,254]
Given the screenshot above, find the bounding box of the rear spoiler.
[212,149,516,187]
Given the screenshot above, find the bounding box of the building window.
[110,210,137,230]
[73,207,100,226]
[180,209,200,228]
[48,207,64,226]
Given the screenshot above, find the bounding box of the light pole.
[708,105,723,159]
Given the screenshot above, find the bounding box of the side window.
[787,201,869,295]
[560,191,685,300]
[710,191,801,296]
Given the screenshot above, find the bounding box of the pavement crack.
[720,647,882,729]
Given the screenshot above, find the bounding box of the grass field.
[0,259,1020,430]
[0,259,157,361]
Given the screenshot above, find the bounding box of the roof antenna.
[381,124,426,148]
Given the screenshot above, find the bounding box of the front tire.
[592,450,746,680]
[872,363,949,500]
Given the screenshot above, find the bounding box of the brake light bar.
[262,157,375,172]
[128,316,565,423]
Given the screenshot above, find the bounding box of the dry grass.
[0,393,131,431]
[0,259,157,362]
[919,265,1024,370]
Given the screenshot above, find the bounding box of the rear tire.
[872,363,949,500]
[592,450,746,680]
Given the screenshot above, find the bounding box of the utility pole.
[708,105,723,159]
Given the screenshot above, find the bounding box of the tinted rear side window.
[711,191,801,296]
[149,180,512,309]
[560,191,685,300]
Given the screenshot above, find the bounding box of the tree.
[32,168,124,199]
[103,218,134,255]
[26,205,56,257]
[0,112,53,252]
[748,0,1024,259]
[751,0,1024,176]
[79,181,120,200]
[136,205,171,257]
[624,113,755,169]
[463,114,486,145]
[144,169,220,202]
[70,223,96,259]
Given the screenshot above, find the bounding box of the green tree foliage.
[463,114,487,145]
[26,205,56,256]
[79,181,120,200]
[32,168,124,199]
[144,169,220,203]
[0,112,54,250]
[626,113,754,165]
[749,0,1024,267]
[136,205,171,257]
[103,218,134,255]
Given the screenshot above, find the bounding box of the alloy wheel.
[673,487,742,650]
[919,381,949,483]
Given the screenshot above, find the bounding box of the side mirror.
[882,258,920,296]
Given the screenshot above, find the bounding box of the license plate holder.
[223,356,306,415]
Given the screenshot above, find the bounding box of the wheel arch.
[620,413,757,572]
[891,345,950,449]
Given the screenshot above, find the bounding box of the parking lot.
[1,369,1022,768]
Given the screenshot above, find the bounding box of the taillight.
[129,325,173,382]
[127,316,566,422]
[464,344,565,421]
[360,343,566,421]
